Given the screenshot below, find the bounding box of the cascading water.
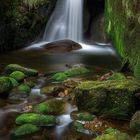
[43,0,83,42]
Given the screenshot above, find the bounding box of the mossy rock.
[33,99,66,115]
[130,111,140,134]
[64,66,90,77]
[52,72,68,81]
[52,66,90,81]
[10,71,25,81]
[94,128,133,140]
[17,84,31,94]
[75,80,140,119]
[16,113,57,126]
[107,73,126,80]
[70,111,96,121]
[12,124,39,137]
[8,77,19,87]
[41,85,64,96]
[25,81,36,88]
[5,64,38,76]
[0,76,13,94]
[72,121,84,133]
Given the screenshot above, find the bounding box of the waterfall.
[43,0,83,42]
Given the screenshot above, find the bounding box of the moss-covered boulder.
[52,66,90,81]
[52,72,68,81]
[41,85,64,96]
[16,113,57,126]
[107,73,126,80]
[17,84,31,94]
[12,124,39,137]
[5,64,38,76]
[8,77,19,87]
[93,128,131,140]
[72,121,85,133]
[64,66,90,77]
[33,99,66,115]
[130,111,140,134]
[24,81,35,88]
[70,111,96,121]
[0,76,13,95]
[10,71,25,81]
[75,80,140,119]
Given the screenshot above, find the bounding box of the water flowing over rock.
[43,0,83,42]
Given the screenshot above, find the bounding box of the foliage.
[23,0,49,8]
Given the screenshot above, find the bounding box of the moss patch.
[33,99,66,115]
[12,124,39,137]
[10,71,25,81]
[16,113,57,126]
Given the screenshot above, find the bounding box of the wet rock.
[12,124,39,137]
[10,71,25,82]
[33,99,66,115]
[41,85,64,96]
[16,113,57,126]
[63,79,79,88]
[93,128,132,140]
[107,72,126,80]
[71,111,96,121]
[130,111,140,134]
[42,40,82,54]
[17,84,31,94]
[52,72,68,81]
[5,64,38,76]
[52,66,90,81]
[75,80,140,120]
[8,77,19,87]
[24,81,36,88]
[0,76,13,96]
[72,121,85,133]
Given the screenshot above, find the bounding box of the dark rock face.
[0,0,57,52]
[42,40,82,54]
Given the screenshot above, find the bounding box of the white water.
[43,0,83,42]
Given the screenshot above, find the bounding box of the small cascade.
[43,0,83,42]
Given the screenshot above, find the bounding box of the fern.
[23,0,48,8]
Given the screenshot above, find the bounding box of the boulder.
[130,111,140,134]
[5,64,38,76]
[33,99,66,115]
[17,84,31,94]
[16,113,57,126]
[12,124,39,137]
[10,71,25,81]
[75,80,140,120]
[0,76,13,95]
[41,85,64,96]
[42,39,82,54]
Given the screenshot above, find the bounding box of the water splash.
[43,0,83,42]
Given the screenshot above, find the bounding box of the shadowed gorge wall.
[0,0,57,52]
[105,0,140,78]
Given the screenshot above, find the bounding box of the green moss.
[73,121,84,133]
[107,73,126,80]
[130,111,140,134]
[75,80,140,119]
[70,111,96,121]
[52,72,68,81]
[16,113,57,126]
[64,66,90,77]
[105,0,140,79]
[93,130,131,140]
[33,99,66,115]
[8,77,19,87]
[5,64,38,76]
[10,71,25,81]
[52,66,90,81]
[13,124,39,137]
[0,76,13,94]
[17,84,31,94]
